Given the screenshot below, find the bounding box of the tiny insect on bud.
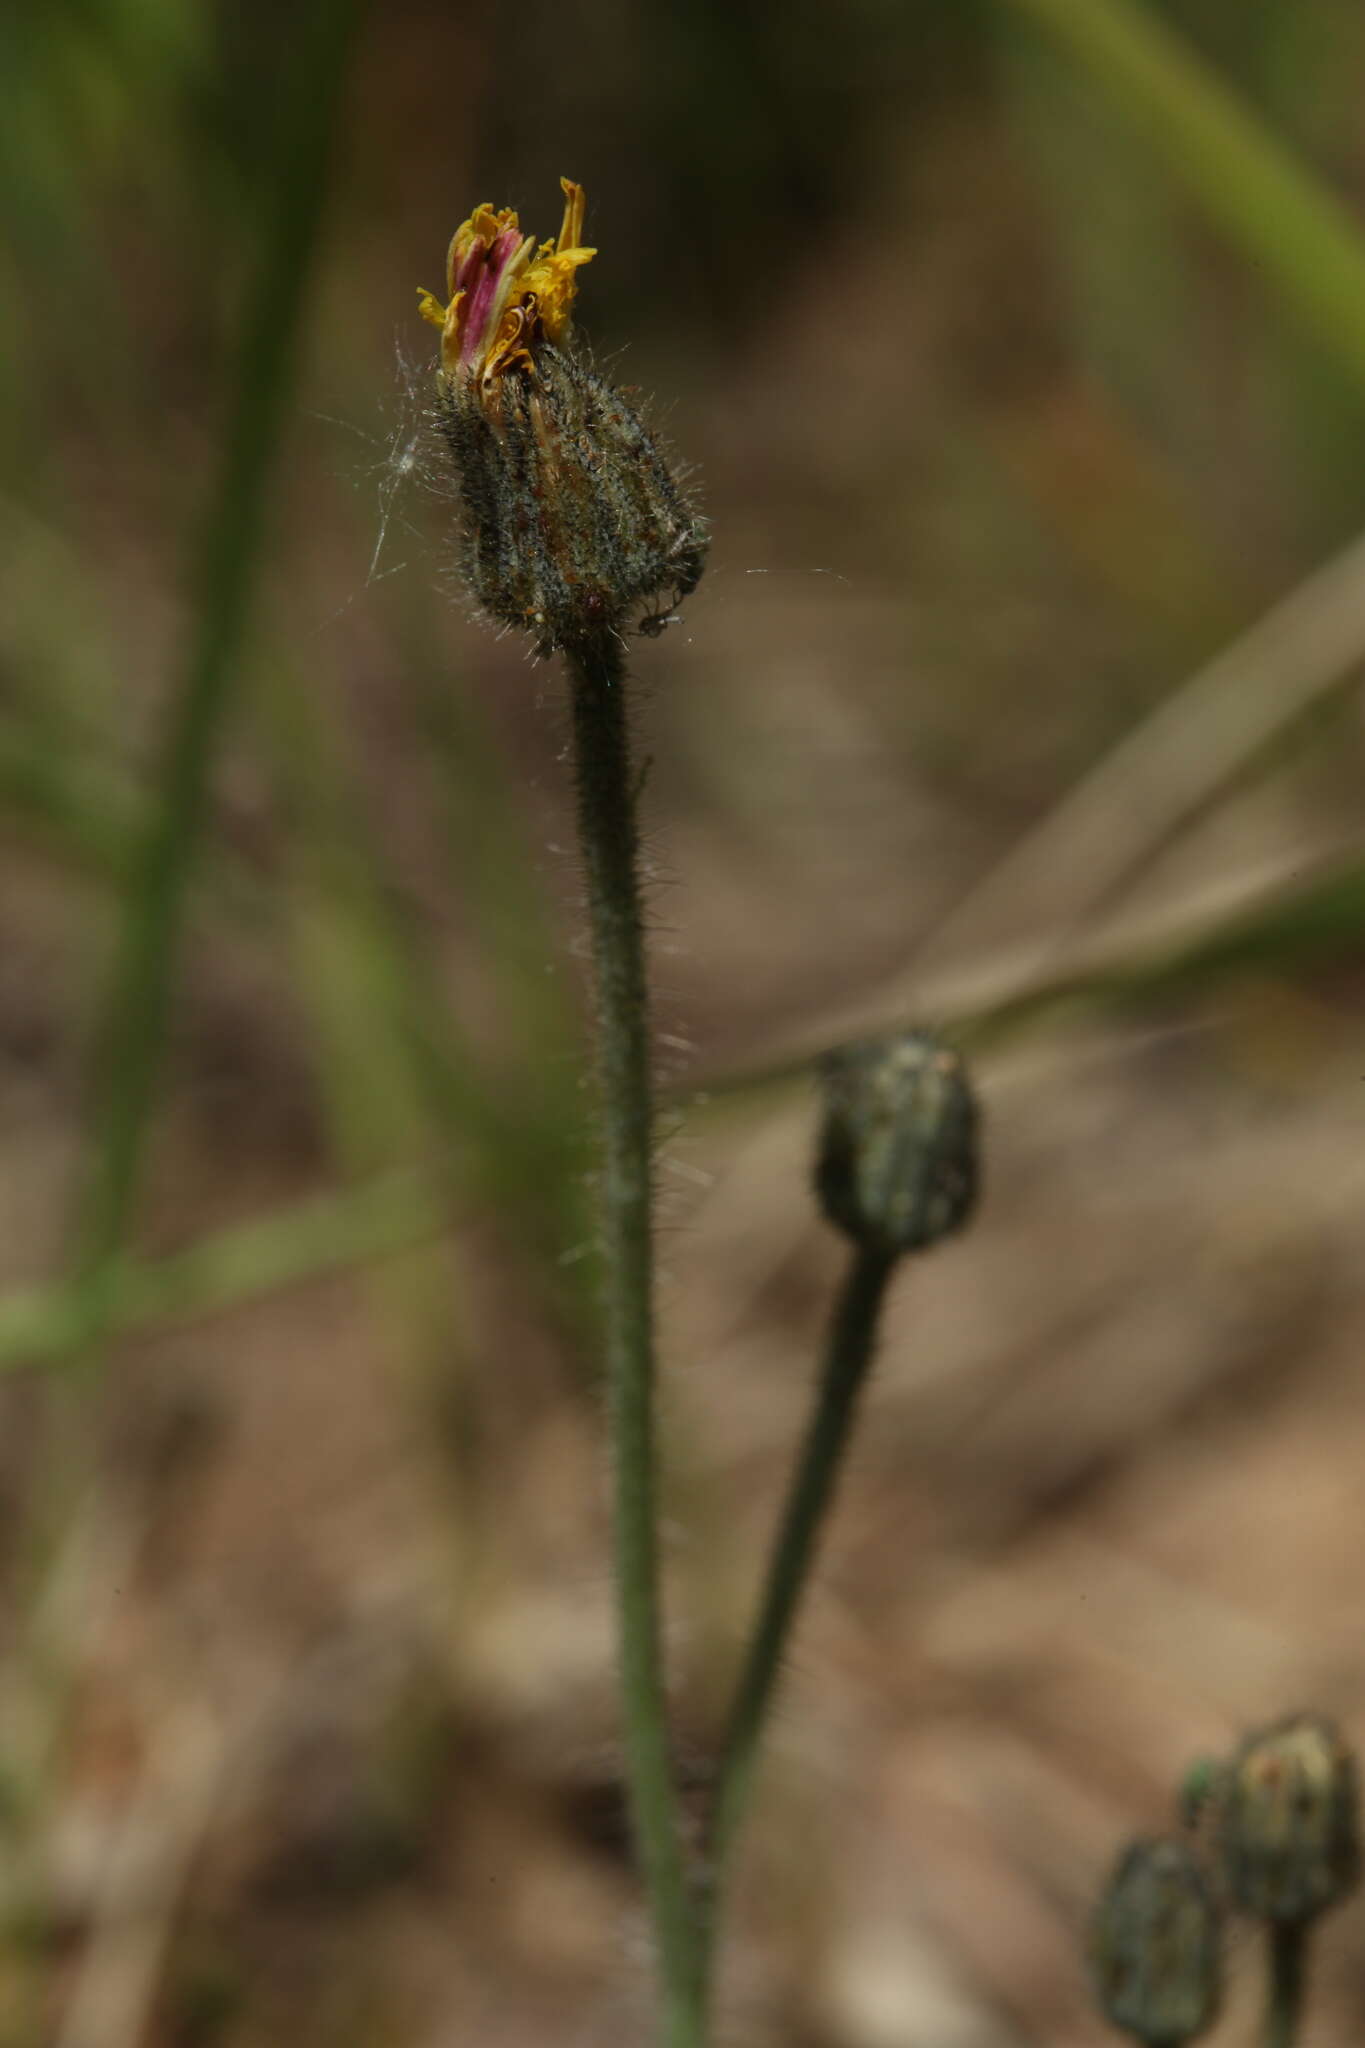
[418,179,707,653]
[1089,1837,1222,2046]
[815,1031,978,1258]
[1219,1713,1359,1924]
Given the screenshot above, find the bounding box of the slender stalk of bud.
[566,633,703,2048]
[1263,1922,1305,2048]
[699,1034,979,1994]
[702,1242,895,1893]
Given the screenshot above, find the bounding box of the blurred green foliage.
[6,6,1365,2042]
[3,0,1365,1369]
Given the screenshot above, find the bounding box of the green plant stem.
[1001,0,1365,398]
[565,636,702,2047]
[70,0,363,1312]
[700,1244,896,1970]
[1263,1921,1308,2048]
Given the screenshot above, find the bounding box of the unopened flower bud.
[418,179,707,653]
[1177,1756,1225,1834]
[815,1031,978,1258]
[1089,1837,1222,2046]
[1219,1713,1359,1923]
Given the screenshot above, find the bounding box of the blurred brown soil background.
[6,1,1365,2042]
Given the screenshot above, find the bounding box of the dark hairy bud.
[435,345,706,654]
[1219,1713,1359,1923]
[1089,1837,1222,2046]
[815,1031,978,1258]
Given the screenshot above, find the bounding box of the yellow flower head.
[418,178,595,386]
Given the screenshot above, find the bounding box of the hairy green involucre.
[435,346,707,654]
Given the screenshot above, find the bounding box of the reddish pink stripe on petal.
[449,235,490,301]
[458,227,529,369]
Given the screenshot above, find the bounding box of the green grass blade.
[257,657,482,1432]
[71,0,364,1297]
[693,839,1365,1101]
[0,1172,444,1373]
[999,0,1365,396]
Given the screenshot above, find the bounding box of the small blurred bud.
[419,180,706,653]
[1089,1837,1222,2046]
[1177,1756,1227,1840]
[1219,1713,1359,1923]
[815,1031,977,1258]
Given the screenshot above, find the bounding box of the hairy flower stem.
[700,1245,896,1982]
[565,636,703,2047]
[1263,1923,1307,2048]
